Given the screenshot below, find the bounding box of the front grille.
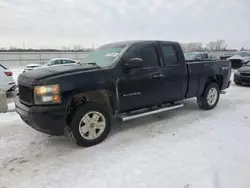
[240,73,250,77]
[19,85,33,105]
[230,59,243,69]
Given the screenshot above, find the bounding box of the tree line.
[0,45,93,52]
[0,40,247,52]
[181,39,239,53]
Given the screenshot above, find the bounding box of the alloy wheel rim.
[79,111,106,140]
[207,88,218,106]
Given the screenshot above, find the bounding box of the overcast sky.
[0,0,250,49]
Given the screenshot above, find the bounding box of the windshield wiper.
[87,62,98,66]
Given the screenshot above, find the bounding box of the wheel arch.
[207,75,223,90]
[198,75,224,97]
[66,90,115,125]
[197,82,220,110]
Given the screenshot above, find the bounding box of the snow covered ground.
[1,71,250,188]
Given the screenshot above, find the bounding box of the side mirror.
[124,58,143,71]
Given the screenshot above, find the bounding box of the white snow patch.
[7,102,15,112]
[0,111,20,125]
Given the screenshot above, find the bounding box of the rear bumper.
[15,95,66,136]
[221,79,231,91]
[221,81,231,93]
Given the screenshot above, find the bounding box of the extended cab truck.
[15,41,231,147]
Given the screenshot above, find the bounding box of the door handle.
[153,73,164,79]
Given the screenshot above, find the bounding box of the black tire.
[70,102,111,147]
[197,83,220,110]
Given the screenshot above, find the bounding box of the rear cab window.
[128,43,159,68]
[160,44,179,66]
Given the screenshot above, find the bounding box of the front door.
[117,42,166,113]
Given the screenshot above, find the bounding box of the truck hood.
[18,64,100,86]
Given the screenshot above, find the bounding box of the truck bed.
[186,60,231,98]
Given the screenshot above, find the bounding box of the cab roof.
[99,40,179,48]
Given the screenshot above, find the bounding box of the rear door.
[158,42,188,102]
[117,42,166,112]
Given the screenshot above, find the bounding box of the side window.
[54,60,61,65]
[67,60,74,64]
[129,44,159,68]
[48,61,56,66]
[61,60,68,64]
[161,44,178,66]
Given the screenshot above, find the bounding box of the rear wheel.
[197,83,220,110]
[70,102,111,147]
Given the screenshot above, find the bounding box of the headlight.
[34,84,61,105]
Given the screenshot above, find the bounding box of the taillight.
[5,71,13,76]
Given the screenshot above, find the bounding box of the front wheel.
[197,83,220,110]
[70,102,111,147]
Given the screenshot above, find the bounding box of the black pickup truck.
[15,41,231,147]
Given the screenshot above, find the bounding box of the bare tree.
[62,46,71,51]
[9,46,19,50]
[206,42,216,51]
[73,45,83,51]
[181,42,204,52]
[207,40,227,51]
[0,47,6,51]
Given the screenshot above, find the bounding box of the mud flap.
[64,126,76,143]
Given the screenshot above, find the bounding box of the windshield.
[184,53,197,60]
[246,62,250,66]
[82,45,126,67]
[43,59,53,65]
[234,51,250,57]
